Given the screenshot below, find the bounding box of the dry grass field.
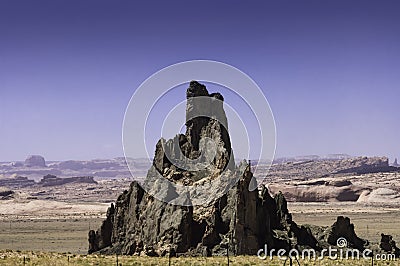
[0,198,107,254]
[0,251,398,266]
[0,217,104,254]
[0,201,399,265]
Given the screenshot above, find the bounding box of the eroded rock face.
[89,167,321,256]
[88,81,318,256]
[334,156,392,174]
[269,180,364,202]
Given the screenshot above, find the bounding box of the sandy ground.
[0,199,108,253]
[0,199,109,219]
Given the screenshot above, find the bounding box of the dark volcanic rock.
[88,181,193,255]
[89,81,318,256]
[89,167,320,256]
[327,216,367,250]
[153,81,234,179]
[89,204,115,253]
[380,234,400,257]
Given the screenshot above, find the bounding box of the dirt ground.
[0,201,398,254]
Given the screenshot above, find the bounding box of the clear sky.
[0,0,399,162]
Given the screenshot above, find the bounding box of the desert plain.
[0,155,399,264]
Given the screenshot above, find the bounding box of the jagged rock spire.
[88,82,323,256]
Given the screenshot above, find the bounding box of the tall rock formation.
[88,81,319,256]
[153,81,234,181]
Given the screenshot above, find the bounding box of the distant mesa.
[38,174,97,187]
[24,155,46,167]
[1,156,145,180]
[0,174,97,189]
[54,160,121,171]
[56,160,86,171]
[333,156,393,174]
[272,154,352,164]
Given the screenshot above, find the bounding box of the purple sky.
[0,0,399,162]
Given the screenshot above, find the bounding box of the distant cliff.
[38,174,97,187]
